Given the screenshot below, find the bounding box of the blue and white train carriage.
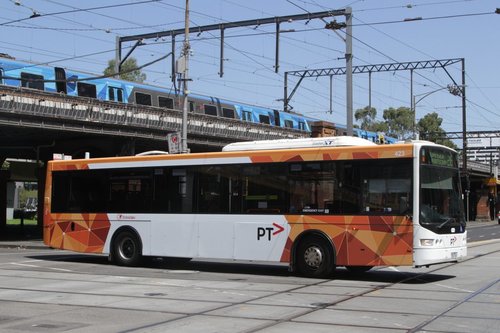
[0,55,394,143]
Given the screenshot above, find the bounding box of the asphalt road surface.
[467,222,500,243]
[0,237,498,333]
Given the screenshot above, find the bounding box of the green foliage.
[382,107,414,140]
[19,189,37,208]
[354,106,377,130]
[354,105,453,146]
[1,160,9,170]
[418,112,457,149]
[354,106,389,133]
[104,57,147,83]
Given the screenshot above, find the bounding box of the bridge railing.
[0,85,308,145]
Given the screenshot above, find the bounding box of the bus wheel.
[112,230,142,266]
[296,236,334,278]
[345,265,373,274]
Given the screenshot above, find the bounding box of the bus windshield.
[419,147,465,234]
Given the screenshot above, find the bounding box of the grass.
[7,218,38,226]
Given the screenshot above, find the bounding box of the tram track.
[122,243,500,332]
[0,242,498,332]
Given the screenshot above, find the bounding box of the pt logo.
[450,236,457,246]
[257,223,285,241]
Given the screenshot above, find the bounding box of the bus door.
[231,165,289,261]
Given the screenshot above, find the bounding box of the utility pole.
[181,0,190,153]
[345,7,353,136]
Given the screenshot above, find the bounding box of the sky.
[1,0,499,135]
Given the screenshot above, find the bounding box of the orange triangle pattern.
[283,215,413,266]
[45,213,110,253]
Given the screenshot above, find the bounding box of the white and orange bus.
[43,136,467,278]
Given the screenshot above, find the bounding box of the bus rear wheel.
[112,230,142,266]
[296,236,335,278]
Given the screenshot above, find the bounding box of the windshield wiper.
[437,217,456,229]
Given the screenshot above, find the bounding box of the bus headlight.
[420,239,435,246]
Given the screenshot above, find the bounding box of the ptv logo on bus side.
[257,223,285,241]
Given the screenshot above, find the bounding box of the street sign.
[467,137,500,148]
[167,132,181,154]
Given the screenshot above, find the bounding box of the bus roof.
[222,136,377,152]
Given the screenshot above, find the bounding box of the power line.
[0,0,162,26]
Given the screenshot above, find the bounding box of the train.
[0,55,396,144]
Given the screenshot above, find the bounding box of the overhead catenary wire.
[1,0,497,131]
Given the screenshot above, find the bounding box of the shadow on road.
[28,252,456,284]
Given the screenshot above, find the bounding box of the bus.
[43,136,467,278]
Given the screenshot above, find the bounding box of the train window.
[159,96,174,109]
[222,108,235,118]
[242,111,252,121]
[259,115,270,124]
[204,104,217,116]
[21,72,44,91]
[108,87,124,102]
[284,120,294,128]
[298,121,306,131]
[135,92,152,106]
[54,67,67,94]
[77,82,97,98]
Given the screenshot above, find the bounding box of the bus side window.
[241,164,287,214]
[109,170,152,213]
[360,159,412,214]
[333,161,362,214]
[288,162,334,214]
[195,166,229,213]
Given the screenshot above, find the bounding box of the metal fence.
[0,86,308,146]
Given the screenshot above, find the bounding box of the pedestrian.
[487,192,496,221]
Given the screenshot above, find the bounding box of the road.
[0,237,498,333]
[467,222,500,243]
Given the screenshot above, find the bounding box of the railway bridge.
[0,85,308,160]
[0,85,308,232]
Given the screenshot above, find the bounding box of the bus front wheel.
[112,230,142,266]
[296,236,335,278]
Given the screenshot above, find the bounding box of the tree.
[417,112,457,149]
[103,57,146,83]
[354,105,456,147]
[354,106,377,130]
[354,106,389,132]
[382,106,414,140]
